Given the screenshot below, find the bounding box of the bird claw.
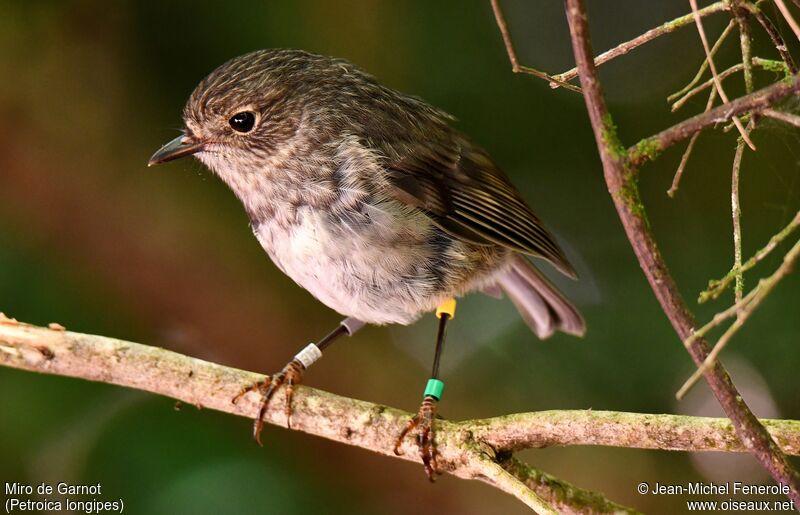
[232,359,305,445]
[393,396,441,482]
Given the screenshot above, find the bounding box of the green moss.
[600,113,626,160]
[754,57,793,84]
[663,17,685,31]
[759,58,789,75]
[632,138,662,163]
[596,113,650,223]
[618,171,648,223]
[505,457,640,513]
[698,276,728,303]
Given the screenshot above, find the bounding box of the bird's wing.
[378,135,577,278]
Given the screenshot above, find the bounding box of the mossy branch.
[629,72,800,166]
[562,0,800,505]
[5,315,800,512]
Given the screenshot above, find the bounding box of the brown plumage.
[151,48,584,338]
[149,47,587,480]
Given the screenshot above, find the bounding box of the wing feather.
[380,134,577,278]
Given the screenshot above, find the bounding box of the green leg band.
[423,378,445,400]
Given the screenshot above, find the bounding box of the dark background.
[1,1,798,513]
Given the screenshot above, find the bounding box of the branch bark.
[751,7,798,74]
[552,1,729,86]
[629,73,800,166]
[0,315,626,513]
[562,0,800,505]
[5,316,800,512]
[489,0,581,93]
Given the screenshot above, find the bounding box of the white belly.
[254,205,443,325]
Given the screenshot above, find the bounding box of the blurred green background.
[1,1,798,513]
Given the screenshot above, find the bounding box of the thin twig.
[490,0,520,72]
[751,7,798,74]
[775,0,800,42]
[731,120,755,304]
[669,134,703,197]
[678,238,800,398]
[629,73,800,166]
[689,0,756,149]
[669,88,717,197]
[563,0,800,503]
[672,62,744,111]
[764,107,800,126]
[734,2,755,95]
[669,20,737,103]
[723,111,755,133]
[689,282,763,348]
[732,8,753,306]
[700,209,800,302]
[671,58,786,111]
[489,0,581,93]
[553,1,729,86]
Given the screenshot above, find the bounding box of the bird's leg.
[394,298,455,482]
[233,317,364,445]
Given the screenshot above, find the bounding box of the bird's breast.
[252,199,458,325]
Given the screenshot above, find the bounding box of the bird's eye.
[229,111,256,133]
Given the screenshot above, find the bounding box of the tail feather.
[495,256,585,339]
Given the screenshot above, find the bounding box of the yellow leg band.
[435,298,457,320]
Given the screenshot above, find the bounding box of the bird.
[149,48,585,481]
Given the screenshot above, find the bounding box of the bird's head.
[148,49,324,175]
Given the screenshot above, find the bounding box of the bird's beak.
[147,133,205,167]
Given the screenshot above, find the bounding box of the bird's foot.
[393,396,441,482]
[232,358,305,445]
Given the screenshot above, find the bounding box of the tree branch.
[475,410,800,455]
[730,123,749,304]
[669,20,737,104]
[629,73,800,166]
[668,87,717,197]
[700,209,800,302]
[689,0,754,148]
[0,314,629,513]
[499,458,640,515]
[764,107,800,127]
[677,237,800,399]
[5,316,800,511]
[489,0,582,93]
[750,6,798,74]
[562,0,800,505]
[670,58,783,112]
[775,0,800,43]
[552,2,729,86]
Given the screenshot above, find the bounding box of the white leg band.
[294,343,322,369]
[340,317,365,336]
